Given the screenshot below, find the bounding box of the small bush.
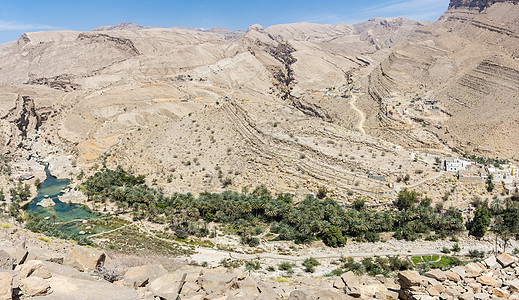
[441,247,451,254]
[278,262,293,271]
[245,260,261,271]
[468,250,485,259]
[302,257,320,273]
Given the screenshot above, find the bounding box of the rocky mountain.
[353,0,519,160]
[92,22,149,31]
[0,0,517,201]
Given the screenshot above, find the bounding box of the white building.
[444,157,472,172]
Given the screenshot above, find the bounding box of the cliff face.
[448,0,519,10]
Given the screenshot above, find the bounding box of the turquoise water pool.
[25,167,104,235]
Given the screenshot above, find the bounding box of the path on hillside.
[349,92,366,134]
[394,171,445,192]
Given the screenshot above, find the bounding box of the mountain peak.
[92,22,147,31]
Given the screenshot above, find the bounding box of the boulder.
[425,269,447,281]
[46,272,139,299]
[60,255,84,272]
[19,260,52,279]
[116,276,149,289]
[148,274,183,297]
[445,270,461,282]
[427,286,440,296]
[70,247,106,269]
[359,282,387,297]
[508,280,519,293]
[341,271,359,287]
[451,266,467,278]
[460,291,475,300]
[314,289,352,300]
[124,264,167,281]
[345,286,362,298]
[26,247,64,264]
[484,256,498,269]
[474,292,489,300]
[19,276,52,297]
[0,250,14,271]
[0,272,13,300]
[398,270,426,286]
[477,275,497,286]
[333,277,346,289]
[181,281,200,295]
[288,289,318,300]
[236,276,259,295]
[0,246,28,265]
[464,263,485,277]
[198,272,237,291]
[497,253,517,268]
[493,288,510,298]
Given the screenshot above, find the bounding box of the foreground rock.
[0,272,13,300]
[398,254,519,300]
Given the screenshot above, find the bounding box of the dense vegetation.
[82,167,465,246]
[24,213,94,246]
[468,196,519,252]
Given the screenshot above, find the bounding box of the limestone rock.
[0,272,13,300]
[314,289,352,300]
[493,287,510,298]
[148,274,182,297]
[288,289,318,300]
[427,286,440,296]
[398,270,426,286]
[484,256,498,269]
[20,260,52,279]
[341,271,360,287]
[464,263,485,277]
[451,266,467,278]
[19,276,52,297]
[333,277,346,289]
[477,275,497,286]
[0,250,14,271]
[460,291,475,300]
[445,270,461,282]
[70,247,106,269]
[124,264,167,281]
[345,286,362,298]
[198,272,237,291]
[425,269,447,281]
[509,280,519,293]
[474,293,489,300]
[497,253,517,268]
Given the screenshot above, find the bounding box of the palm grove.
[23,166,519,249]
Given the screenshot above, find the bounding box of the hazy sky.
[0,0,450,43]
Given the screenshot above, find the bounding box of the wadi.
[1,0,519,299]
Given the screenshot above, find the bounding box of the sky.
[0,0,450,44]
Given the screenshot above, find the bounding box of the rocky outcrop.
[448,0,519,10]
[92,22,146,31]
[76,33,140,56]
[70,247,106,270]
[26,74,81,92]
[0,95,42,149]
[398,254,519,300]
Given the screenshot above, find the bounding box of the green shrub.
[302,257,320,273]
[278,262,293,271]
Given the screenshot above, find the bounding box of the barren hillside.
[1,0,517,203]
[352,0,519,161]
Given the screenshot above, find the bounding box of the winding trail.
[349,92,366,134]
[394,171,445,192]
